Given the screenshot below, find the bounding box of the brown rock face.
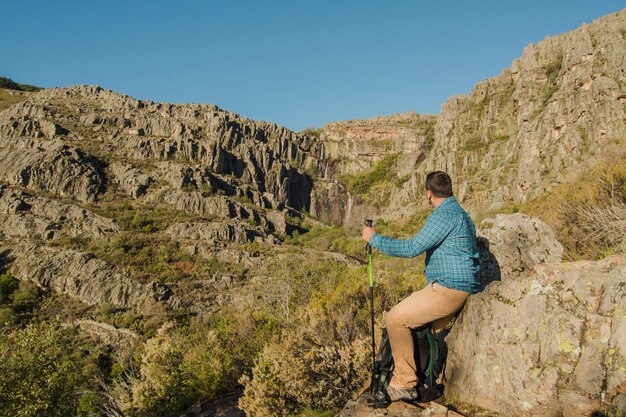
[320,112,436,178]
[406,10,626,216]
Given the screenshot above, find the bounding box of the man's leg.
[384,282,468,389]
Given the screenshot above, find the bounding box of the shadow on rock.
[477,237,501,290]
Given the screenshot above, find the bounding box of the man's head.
[425,171,453,205]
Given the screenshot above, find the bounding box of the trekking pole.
[365,219,376,396]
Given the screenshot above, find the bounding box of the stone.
[445,255,626,417]
[335,394,426,417]
[109,162,153,198]
[165,221,258,245]
[0,185,119,241]
[76,319,140,350]
[477,213,563,288]
[0,137,105,203]
[610,393,626,417]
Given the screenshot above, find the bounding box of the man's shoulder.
[438,197,464,216]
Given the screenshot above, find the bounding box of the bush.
[239,316,370,417]
[0,323,86,417]
[524,154,626,260]
[127,312,278,416]
[0,273,18,304]
[0,274,40,324]
[0,77,41,92]
[240,258,425,416]
[337,154,400,196]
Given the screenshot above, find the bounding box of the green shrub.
[0,77,42,92]
[76,392,101,417]
[337,154,400,196]
[301,126,322,138]
[0,323,87,417]
[541,56,563,106]
[239,317,369,417]
[129,312,278,416]
[0,273,18,304]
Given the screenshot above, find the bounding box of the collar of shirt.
[433,196,456,213]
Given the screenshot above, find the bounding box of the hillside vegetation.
[0,9,625,417]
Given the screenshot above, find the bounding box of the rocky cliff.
[335,214,625,417]
[320,112,436,178]
[319,9,626,223]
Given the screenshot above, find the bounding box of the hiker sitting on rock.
[361,171,481,402]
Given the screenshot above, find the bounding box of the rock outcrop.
[316,10,626,223]
[446,255,625,417]
[8,244,182,311]
[320,112,436,178]
[408,10,626,215]
[109,161,153,198]
[0,85,323,211]
[0,136,106,203]
[0,185,119,241]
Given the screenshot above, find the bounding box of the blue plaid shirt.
[369,196,481,293]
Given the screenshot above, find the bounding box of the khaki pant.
[385,282,469,388]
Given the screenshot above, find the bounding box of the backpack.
[368,324,448,408]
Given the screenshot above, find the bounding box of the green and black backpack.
[368,324,447,407]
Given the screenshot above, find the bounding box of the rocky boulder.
[165,221,259,246]
[446,254,626,417]
[477,213,564,288]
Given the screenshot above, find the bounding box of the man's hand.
[362,225,376,243]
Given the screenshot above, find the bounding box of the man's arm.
[367,213,454,258]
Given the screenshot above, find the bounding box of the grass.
[0,88,31,111]
[521,150,626,260]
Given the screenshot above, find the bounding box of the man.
[361,171,481,402]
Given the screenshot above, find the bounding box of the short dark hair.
[425,171,453,198]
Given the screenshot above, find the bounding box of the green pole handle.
[368,254,373,287]
[365,218,374,287]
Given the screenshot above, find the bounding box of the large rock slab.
[445,255,626,417]
[0,135,105,203]
[0,185,119,241]
[8,244,182,312]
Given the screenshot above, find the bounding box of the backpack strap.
[426,329,438,387]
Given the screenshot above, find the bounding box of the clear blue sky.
[2,1,623,131]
